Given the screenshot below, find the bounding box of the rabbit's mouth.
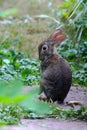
[42,50,48,54]
[40,50,52,60]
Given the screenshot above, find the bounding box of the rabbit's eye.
[42,45,48,51]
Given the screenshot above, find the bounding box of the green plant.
[0,105,23,125]
[52,106,87,121]
[57,40,87,86]
[0,49,40,85]
[57,0,87,42]
[55,0,87,87]
[0,79,50,122]
[0,79,25,125]
[0,79,55,124]
[0,8,18,18]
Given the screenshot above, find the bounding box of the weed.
[0,49,40,85]
[56,0,87,87]
[0,104,23,125]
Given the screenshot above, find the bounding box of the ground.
[2,119,87,130]
[1,86,87,130]
[61,85,87,108]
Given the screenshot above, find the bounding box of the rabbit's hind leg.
[57,100,64,104]
[57,98,64,104]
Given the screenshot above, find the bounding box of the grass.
[0,0,63,16]
[0,23,50,57]
[0,0,63,57]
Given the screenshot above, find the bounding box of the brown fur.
[38,29,72,103]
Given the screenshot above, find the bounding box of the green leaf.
[0,79,25,104]
[0,8,18,18]
[20,87,55,115]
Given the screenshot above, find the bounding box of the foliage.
[56,0,87,86]
[0,79,87,125]
[0,79,26,125]
[0,105,23,125]
[0,49,40,85]
[0,79,56,124]
[0,8,18,18]
[58,40,87,86]
[52,106,87,121]
[57,0,87,42]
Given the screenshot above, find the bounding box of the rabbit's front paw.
[38,92,48,101]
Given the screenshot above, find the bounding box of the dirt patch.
[2,119,87,130]
[59,86,87,109]
[21,119,87,130]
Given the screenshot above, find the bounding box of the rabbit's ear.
[49,29,66,45]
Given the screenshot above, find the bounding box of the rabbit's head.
[38,29,66,60]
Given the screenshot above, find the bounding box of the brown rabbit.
[38,29,72,104]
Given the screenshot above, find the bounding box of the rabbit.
[38,29,72,104]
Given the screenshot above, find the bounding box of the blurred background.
[0,0,63,57]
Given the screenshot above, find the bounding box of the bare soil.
[60,85,87,109]
[1,86,87,130]
[2,119,87,130]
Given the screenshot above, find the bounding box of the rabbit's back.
[41,54,72,102]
